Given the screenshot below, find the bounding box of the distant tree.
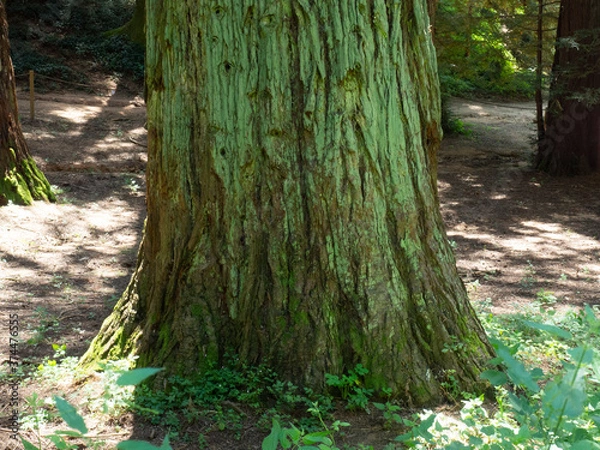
[83,1,494,405]
[106,0,144,45]
[536,0,600,175]
[0,1,54,205]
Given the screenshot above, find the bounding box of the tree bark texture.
[536,0,600,175]
[83,0,493,405]
[0,1,54,205]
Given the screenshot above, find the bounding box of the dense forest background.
[5,0,558,99]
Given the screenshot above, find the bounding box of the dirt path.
[1,90,147,366]
[440,98,600,314]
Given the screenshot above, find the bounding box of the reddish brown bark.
[0,1,54,205]
[536,0,600,175]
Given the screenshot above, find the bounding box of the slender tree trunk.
[0,1,54,205]
[536,0,600,175]
[535,0,545,141]
[83,1,493,406]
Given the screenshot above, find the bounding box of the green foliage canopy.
[435,0,559,98]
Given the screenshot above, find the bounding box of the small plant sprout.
[325,364,373,411]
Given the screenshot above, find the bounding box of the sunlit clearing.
[49,105,102,124]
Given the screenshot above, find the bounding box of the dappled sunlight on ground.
[0,91,146,369]
[439,99,600,314]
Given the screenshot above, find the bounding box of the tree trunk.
[105,0,145,46]
[535,0,545,141]
[536,0,600,175]
[0,1,54,205]
[83,0,493,406]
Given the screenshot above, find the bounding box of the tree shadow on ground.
[438,99,600,314]
[0,83,146,369]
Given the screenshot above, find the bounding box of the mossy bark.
[536,0,600,175]
[0,2,54,205]
[83,0,494,405]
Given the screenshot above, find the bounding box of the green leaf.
[302,433,332,445]
[21,438,41,450]
[53,396,88,434]
[584,305,600,333]
[283,425,302,447]
[496,345,540,393]
[117,437,171,450]
[570,440,600,450]
[480,369,508,386]
[160,435,172,450]
[262,419,281,450]
[523,320,572,340]
[468,435,483,446]
[116,368,164,386]
[542,376,586,420]
[48,434,72,450]
[507,392,535,417]
[446,442,470,450]
[480,425,496,436]
[568,347,594,365]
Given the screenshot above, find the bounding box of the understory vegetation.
[7,0,144,86]
[11,301,600,449]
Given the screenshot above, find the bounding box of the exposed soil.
[0,90,598,449]
[440,98,600,314]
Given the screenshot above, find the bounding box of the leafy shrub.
[59,35,144,81]
[7,0,136,34]
[10,41,87,83]
[399,305,600,449]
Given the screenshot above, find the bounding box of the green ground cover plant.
[16,302,600,449]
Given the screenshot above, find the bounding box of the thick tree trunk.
[0,1,54,205]
[536,0,600,175]
[83,1,493,405]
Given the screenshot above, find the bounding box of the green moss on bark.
[0,154,55,205]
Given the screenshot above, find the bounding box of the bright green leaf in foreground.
[116,368,163,386]
[53,396,88,434]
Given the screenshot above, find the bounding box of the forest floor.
[0,87,599,449]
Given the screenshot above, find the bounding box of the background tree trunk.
[536,0,600,175]
[83,1,493,406]
[105,0,145,46]
[0,1,54,205]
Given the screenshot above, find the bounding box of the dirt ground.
[0,89,598,449]
[440,98,600,314]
